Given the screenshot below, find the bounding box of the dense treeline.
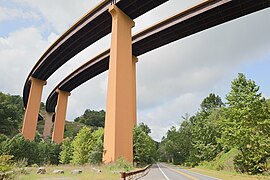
[74,109,105,128]
[133,123,157,165]
[0,124,157,170]
[0,92,49,137]
[0,92,106,139]
[0,133,60,166]
[158,73,270,174]
[0,92,157,171]
[0,92,24,137]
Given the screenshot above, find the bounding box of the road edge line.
[157,163,170,180]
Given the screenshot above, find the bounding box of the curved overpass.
[23,0,168,108]
[46,0,270,113]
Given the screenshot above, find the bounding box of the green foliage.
[200,93,224,114]
[71,127,93,164]
[1,133,60,165]
[138,122,151,135]
[218,73,270,174]
[2,134,40,165]
[88,128,104,164]
[64,121,86,138]
[266,99,270,111]
[0,134,8,143]
[0,92,47,137]
[133,124,157,165]
[74,109,105,128]
[199,148,239,171]
[159,94,224,166]
[190,94,224,164]
[164,127,181,164]
[0,155,14,172]
[169,126,191,164]
[189,109,223,165]
[108,157,133,172]
[71,127,104,165]
[0,92,24,137]
[158,117,193,165]
[59,137,73,164]
[38,139,60,165]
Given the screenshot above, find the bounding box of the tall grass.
[198,148,239,171]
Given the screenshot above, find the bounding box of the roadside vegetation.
[0,73,269,179]
[0,93,157,178]
[158,73,270,175]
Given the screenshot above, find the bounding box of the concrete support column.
[52,89,70,144]
[22,77,46,141]
[132,56,138,127]
[43,112,54,139]
[103,4,135,163]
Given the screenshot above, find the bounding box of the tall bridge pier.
[52,89,70,144]
[43,112,53,138]
[22,77,46,140]
[103,4,137,163]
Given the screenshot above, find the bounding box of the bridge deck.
[46,0,270,113]
[23,0,168,108]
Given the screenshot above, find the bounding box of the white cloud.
[262,93,270,99]
[66,72,108,120]
[12,0,101,33]
[138,93,202,141]
[0,6,39,22]
[0,27,53,94]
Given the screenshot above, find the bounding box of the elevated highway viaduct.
[46,0,270,114]
[21,0,168,141]
[22,0,270,163]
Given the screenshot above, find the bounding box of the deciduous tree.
[219,73,270,174]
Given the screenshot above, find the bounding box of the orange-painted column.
[43,112,53,139]
[22,77,46,141]
[103,4,135,163]
[52,89,70,144]
[132,56,138,127]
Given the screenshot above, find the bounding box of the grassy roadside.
[187,148,270,179]
[162,163,270,180]
[189,167,270,180]
[17,164,127,180]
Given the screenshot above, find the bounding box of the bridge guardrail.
[120,164,151,180]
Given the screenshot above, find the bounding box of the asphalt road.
[140,163,221,180]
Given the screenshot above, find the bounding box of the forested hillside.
[0,92,105,138]
[0,92,24,137]
[158,73,270,174]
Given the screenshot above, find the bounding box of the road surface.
[140,163,221,180]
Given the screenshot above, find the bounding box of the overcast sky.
[1,0,270,141]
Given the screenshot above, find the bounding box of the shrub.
[133,125,157,165]
[108,157,133,172]
[2,134,39,165]
[59,137,73,164]
[71,127,93,165]
[38,139,60,165]
[0,155,14,172]
[2,133,60,165]
[0,134,8,143]
[71,127,104,165]
[88,128,104,164]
